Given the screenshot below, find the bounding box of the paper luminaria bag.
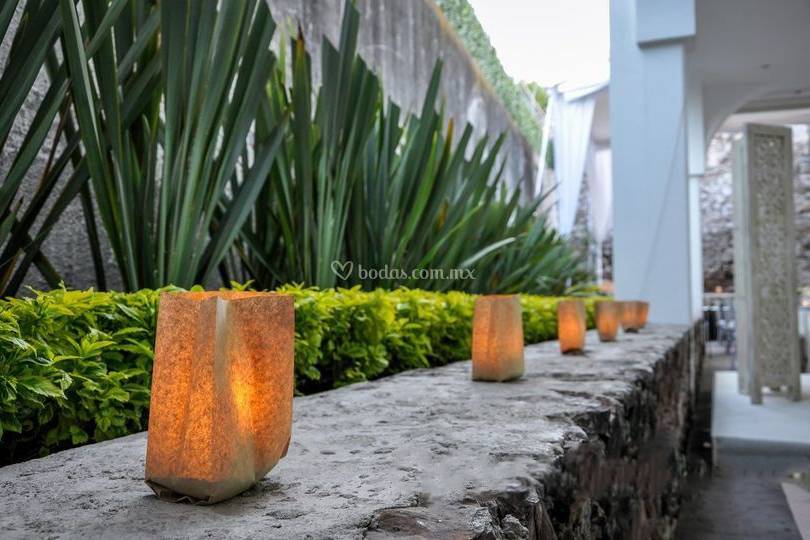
[638,301,650,328]
[557,299,587,353]
[471,295,524,381]
[595,300,620,342]
[145,291,294,504]
[620,300,647,332]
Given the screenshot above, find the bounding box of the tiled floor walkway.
[675,346,810,539]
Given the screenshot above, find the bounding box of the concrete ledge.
[0,325,696,539]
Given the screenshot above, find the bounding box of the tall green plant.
[236,2,379,288]
[1,0,285,293]
[236,0,587,295]
[0,0,121,296]
[57,0,285,290]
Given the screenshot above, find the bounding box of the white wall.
[687,73,706,321]
[610,0,696,324]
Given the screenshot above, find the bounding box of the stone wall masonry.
[0,325,699,539]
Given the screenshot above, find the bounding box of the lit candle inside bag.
[145,291,294,504]
[638,301,650,328]
[472,295,524,381]
[595,300,620,342]
[620,300,646,332]
[557,299,587,353]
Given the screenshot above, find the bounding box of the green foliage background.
[1,0,579,297]
[0,286,597,463]
[434,0,543,148]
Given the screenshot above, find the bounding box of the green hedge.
[0,287,596,463]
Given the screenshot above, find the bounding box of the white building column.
[609,0,698,325]
[686,73,706,321]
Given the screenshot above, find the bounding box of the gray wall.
[267,0,536,192]
[1,0,537,292]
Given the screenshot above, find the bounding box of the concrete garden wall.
[0,325,701,538]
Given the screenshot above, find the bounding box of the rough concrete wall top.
[0,325,694,538]
[267,0,537,195]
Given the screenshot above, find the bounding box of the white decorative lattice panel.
[733,124,801,403]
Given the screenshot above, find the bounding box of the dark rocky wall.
[701,134,735,292]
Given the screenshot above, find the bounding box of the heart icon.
[330,260,353,281]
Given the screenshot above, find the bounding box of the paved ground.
[676,345,810,540]
[712,371,810,446]
[0,326,692,539]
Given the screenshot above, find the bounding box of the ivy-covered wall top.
[434,0,542,149]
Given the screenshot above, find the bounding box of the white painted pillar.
[609,0,697,325]
[686,74,706,321]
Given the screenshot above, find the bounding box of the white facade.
[610,0,810,324]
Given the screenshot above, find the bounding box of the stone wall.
[701,126,810,291]
[701,134,735,291]
[0,0,537,292]
[0,325,700,538]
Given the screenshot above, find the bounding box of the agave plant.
[0,0,114,296]
[3,0,585,296]
[1,0,285,294]
[58,0,285,290]
[235,0,588,295]
[352,105,585,295]
[235,0,379,288]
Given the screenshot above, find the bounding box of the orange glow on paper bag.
[145,291,294,504]
[557,300,586,353]
[620,300,646,332]
[595,300,620,342]
[472,295,524,381]
[638,301,650,328]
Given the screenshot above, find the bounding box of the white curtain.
[586,145,613,282]
[587,146,613,244]
[551,89,597,236]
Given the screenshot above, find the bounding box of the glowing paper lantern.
[557,300,587,353]
[595,300,620,342]
[472,295,524,381]
[620,301,645,332]
[145,291,294,504]
[638,301,650,328]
